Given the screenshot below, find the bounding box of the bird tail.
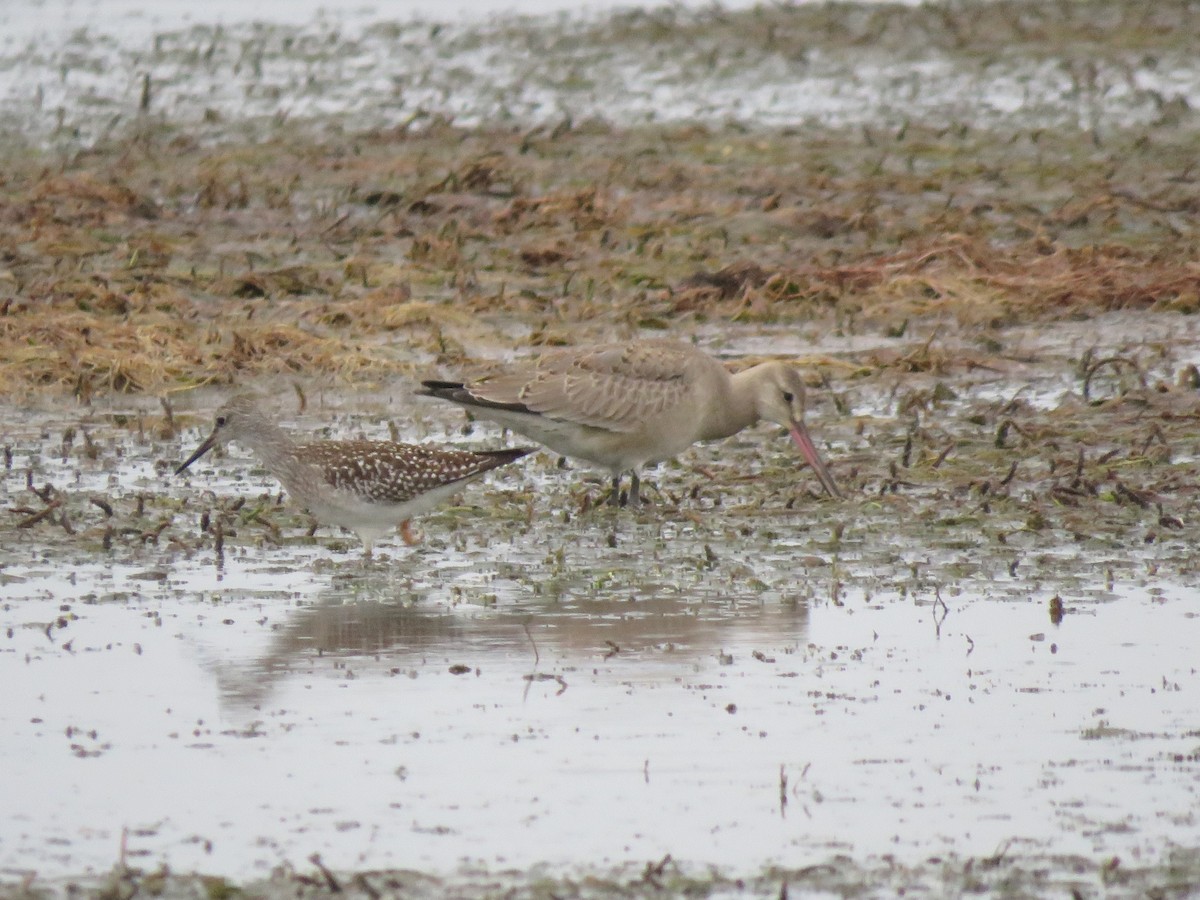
[478,447,536,467]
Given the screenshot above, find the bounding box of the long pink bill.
[789,421,842,499]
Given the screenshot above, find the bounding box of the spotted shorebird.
[175,394,532,556]
[417,339,841,506]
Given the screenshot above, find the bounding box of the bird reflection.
[206,578,811,713]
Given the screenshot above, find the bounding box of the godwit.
[417,340,841,505]
[175,393,532,555]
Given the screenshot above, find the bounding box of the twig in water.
[308,854,341,893]
[932,588,949,636]
[1081,355,1144,402]
[931,442,954,469]
[523,621,539,667]
[522,673,567,695]
[160,395,176,437]
[999,460,1018,487]
[17,499,62,529]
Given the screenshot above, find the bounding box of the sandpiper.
[175,394,532,556]
[417,339,841,505]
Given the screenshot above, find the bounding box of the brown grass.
[1,117,1197,398]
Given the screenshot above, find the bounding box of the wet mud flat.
[4,359,1200,900]
[3,0,1200,897]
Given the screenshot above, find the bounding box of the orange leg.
[400,520,421,545]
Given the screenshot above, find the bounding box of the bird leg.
[400,519,421,545]
[600,472,646,508]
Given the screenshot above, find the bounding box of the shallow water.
[4,545,1199,879]
[1,0,1198,891]
[2,0,1198,149]
[3,317,1200,885]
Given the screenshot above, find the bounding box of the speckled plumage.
[418,339,841,505]
[298,440,519,505]
[176,394,531,555]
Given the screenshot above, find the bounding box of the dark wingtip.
[486,446,537,464]
[416,379,466,398]
[417,382,533,415]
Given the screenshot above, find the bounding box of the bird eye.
[215,415,227,427]
[782,391,795,403]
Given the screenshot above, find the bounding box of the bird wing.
[468,341,701,434]
[299,441,522,504]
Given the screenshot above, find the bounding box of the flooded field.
[3,0,1200,896]
[5,313,1200,897]
[2,0,1199,148]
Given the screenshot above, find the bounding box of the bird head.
[175,393,263,474]
[753,363,842,499]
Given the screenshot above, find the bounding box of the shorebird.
[417,340,841,506]
[175,394,532,556]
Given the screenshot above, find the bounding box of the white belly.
[471,407,700,474]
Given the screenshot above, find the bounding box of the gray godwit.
[418,340,841,506]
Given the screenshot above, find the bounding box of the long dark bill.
[788,419,842,499]
[175,431,219,475]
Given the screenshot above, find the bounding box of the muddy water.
[3,319,1200,886]
[6,546,1199,879]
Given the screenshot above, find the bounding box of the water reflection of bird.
[175,393,532,556]
[208,587,812,712]
[209,597,471,710]
[418,339,841,506]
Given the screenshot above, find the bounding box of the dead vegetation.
[23,841,1200,900]
[1,0,1198,585]
[0,109,1197,398]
